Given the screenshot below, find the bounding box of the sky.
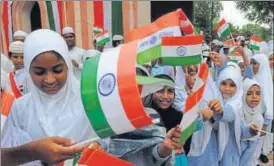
[220,1,255,28]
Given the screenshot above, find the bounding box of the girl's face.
[250,59,260,75]
[219,79,237,100]
[153,87,175,110]
[246,85,261,108]
[30,51,68,95]
[269,55,274,68]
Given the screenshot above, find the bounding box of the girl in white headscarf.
[2,29,95,142]
[240,79,264,166]
[214,64,257,166]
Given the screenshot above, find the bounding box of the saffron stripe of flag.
[161,35,203,66]
[95,30,110,46]
[179,63,209,145]
[216,19,230,39]
[249,36,262,51]
[81,40,152,138]
[78,148,134,166]
[128,10,182,65]
[177,9,195,36]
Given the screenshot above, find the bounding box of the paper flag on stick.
[81,40,153,139]
[179,63,209,145]
[161,35,203,66]
[216,19,230,39]
[249,36,262,51]
[127,9,182,65]
[95,30,110,46]
[78,148,134,166]
[176,8,196,36]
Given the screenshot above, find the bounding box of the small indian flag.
[93,26,103,34]
[128,10,182,65]
[216,19,230,39]
[179,63,209,145]
[95,30,110,46]
[161,35,203,66]
[177,9,196,36]
[228,47,235,55]
[249,36,262,51]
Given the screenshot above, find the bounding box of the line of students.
[1,28,273,166]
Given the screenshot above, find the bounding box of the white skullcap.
[13,30,28,38]
[113,35,124,41]
[9,41,24,54]
[62,27,74,35]
[259,41,270,55]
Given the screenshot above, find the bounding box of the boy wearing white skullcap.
[112,35,124,48]
[13,30,28,42]
[6,41,27,98]
[62,26,85,81]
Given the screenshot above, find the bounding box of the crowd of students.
[1,27,273,166]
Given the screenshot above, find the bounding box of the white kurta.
[68,46,85,80]
[1,53,14,73]
[6,68,27,95]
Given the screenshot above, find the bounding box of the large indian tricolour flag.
[161,35,203,66]
[216,18,230,39]
[81,40,153,138]
[128,10,182,64]
[179,63,209,145]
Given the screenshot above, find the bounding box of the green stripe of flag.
[112,1,123,37]
[179,120,197,145]
[249,44,260,51]
[161,55,201,66]
[97,37,110,46]
[46,1,56,31]
[81,55,116,138]
[220,28,230,39]
[137,45,161,65]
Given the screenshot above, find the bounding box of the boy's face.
[10,53,24,70]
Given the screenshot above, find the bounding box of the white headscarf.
[7,29,94,141]
[251,53,273,120]
[216,64,243,159]
[242,79,264,131]
[258,41,270,55]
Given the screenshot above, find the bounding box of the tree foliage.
[240,24,273,41]
[193,1,223,42]
[235,1,274,27]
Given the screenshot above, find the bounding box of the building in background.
[1,1,192,55]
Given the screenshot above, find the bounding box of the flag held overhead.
[216,18,230,39]
[161,35,203,66]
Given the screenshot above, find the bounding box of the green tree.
[240,24,273,41]
[193,1,223,42]
[235,1,274,27]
